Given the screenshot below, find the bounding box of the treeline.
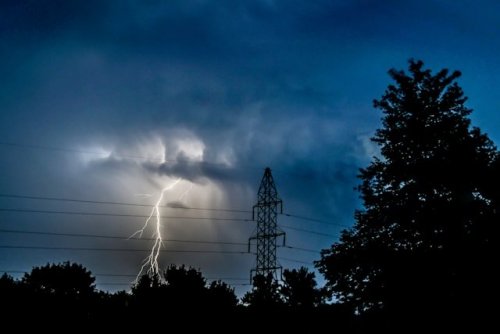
[0,262,354,330]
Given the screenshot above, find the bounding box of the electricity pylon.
[248,167,285,282]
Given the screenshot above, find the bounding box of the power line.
[281,213,350,228]
[0,278,250,288]
[0,270,139,277]
[0,208,251,222]
[0,269,249,281]
[281,245,321,254]
[0,193,251,214]
[0,194,352,226]
[0,208,338,238]
[278,257,314,265]
[0,228,320,254]
[279,224,338,238]
[0,228,248,246]
[0,245,252,254]
[0,194,343,234]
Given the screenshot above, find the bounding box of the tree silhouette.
[22,261,97,320]
[130,273,166,316]
[281,267,323,309]
[242,274,283,310]
[23,261,95,297]
[131,273,164,299]
[0,273,17,292]
[0,273,21,313]
[163,264,207,309]
[316,60,498,327]
[130,265,239,314]
[131,272,163,295]
[206,280,238,309]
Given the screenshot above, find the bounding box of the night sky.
[1,0,499,295]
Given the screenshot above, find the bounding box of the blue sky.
[0,0,499,295]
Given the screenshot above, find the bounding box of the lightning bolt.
[132,178,182,282]
[178,182,193,202]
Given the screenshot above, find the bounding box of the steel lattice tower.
[248,167,286,282]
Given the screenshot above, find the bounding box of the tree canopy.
[316,60,498,326]
[23,261,95,298]
[281,267,323,309]
[242,274,283,309]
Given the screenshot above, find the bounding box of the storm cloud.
[1,0,499,294]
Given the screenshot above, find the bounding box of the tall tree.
[316,60,498,325]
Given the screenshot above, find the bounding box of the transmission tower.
[248,167,286,282]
